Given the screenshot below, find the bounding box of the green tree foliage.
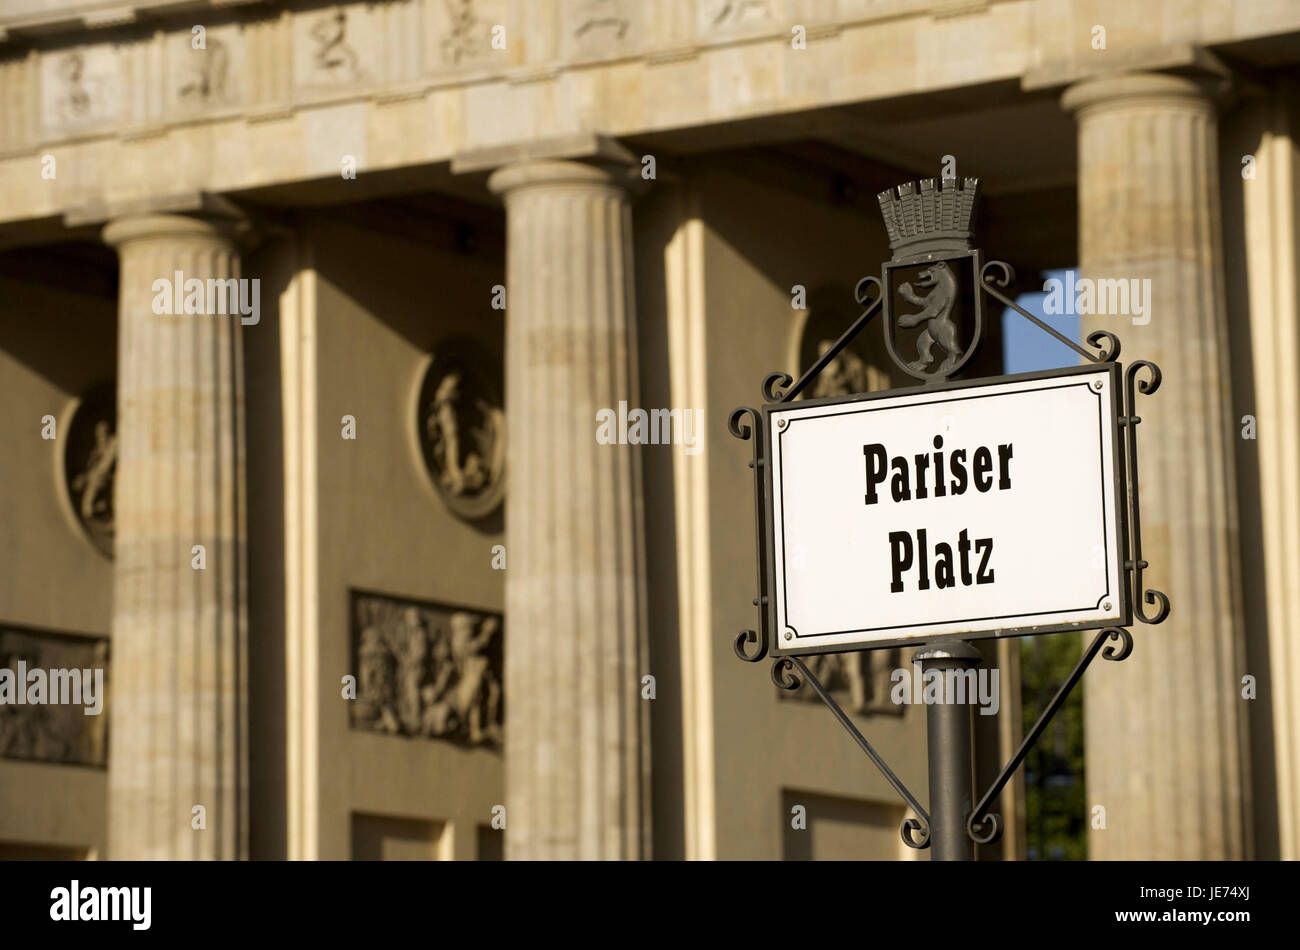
[1021,631,1087,860]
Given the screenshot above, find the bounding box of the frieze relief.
[435,0,509,67]
[700,0,774,33]
[294,6,370,87]
[3,0,875,150]
[574,0,630,39]
[0,627,109,767]
[351,591,503,748]
[172,26,241,109]
[41,46,122,133]
[566,0,638,58]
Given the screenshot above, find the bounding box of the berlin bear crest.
[876,176,983,382]
[897,261,961,375]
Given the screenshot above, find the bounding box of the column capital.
[1061,71,1226,117]
[487,157,638,199]
[66,188,248,230]
[102,211,246,252]
[452,131,637,175]
[455,131,645,201]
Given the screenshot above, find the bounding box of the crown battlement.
[877,176,980,259]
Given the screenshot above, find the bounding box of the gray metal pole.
[914,641,983,861]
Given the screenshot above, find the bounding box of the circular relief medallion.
[416,341,505,521]
[63,382,117,558]
[793,284,900,399]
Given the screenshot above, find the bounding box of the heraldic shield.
[875,177,984,383]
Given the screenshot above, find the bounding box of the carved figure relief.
[64,383,117,558]
[791,648,900,716]
[704,0,772,28]
[0,628,109,766]
[180,36,230,103]
[351,592,503,748]
[808,340,889,400]
[441,0,486,63]
[310,8,363,80]
[57,52,92,121]
[43,44,123,132]
[417,342,505,520]
[574,0,631,41]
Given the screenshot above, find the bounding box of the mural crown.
[877,176,981,260]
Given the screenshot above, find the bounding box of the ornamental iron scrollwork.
[1122,361,1171,625]
[728,407,770,663]
[787,655,933,850]
[725,172,1169,855]
[965,627,1134,845]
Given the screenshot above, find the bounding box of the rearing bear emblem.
[875,176,982,380]
[897,261,961,375]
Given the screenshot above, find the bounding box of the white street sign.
[766,365,1127,655]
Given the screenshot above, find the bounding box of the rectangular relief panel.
[0,626,109,767]
[349,590,503,748]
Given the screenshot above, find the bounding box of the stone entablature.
[2,1,1299,226]
[0,0,889,153]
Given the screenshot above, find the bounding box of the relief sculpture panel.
[63,382,116,559]
[565,0,640,58]
[351,591,503,748]
[40,46,122,134]
[416,341,505,521]
[295,5,372,87]
[172,26,243,109]
[0,627,109,767]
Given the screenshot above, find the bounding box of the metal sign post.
[728,175,1170,859]
[917,641,982,862]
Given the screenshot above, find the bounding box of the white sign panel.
[767,365,1127,655]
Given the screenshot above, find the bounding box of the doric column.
[103,213,250,860]
[1063,73,1250,859]
[1239,83,1300,859]
[488,159,651,859]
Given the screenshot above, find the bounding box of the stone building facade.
[0,0,1296,860]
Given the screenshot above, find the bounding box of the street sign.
[766,363,1128,655]
[727,174,1167,857]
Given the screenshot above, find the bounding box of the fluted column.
[1063,73,1250,859]
[1240,83,1300,859]
[103,213,250,860]
[489,159,650,859]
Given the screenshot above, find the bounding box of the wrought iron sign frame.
[760,361,1129,657]
[727,176,1170,855]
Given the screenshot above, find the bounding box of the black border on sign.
[761,362,1131,658]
